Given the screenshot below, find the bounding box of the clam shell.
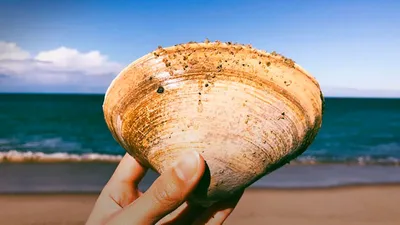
[103,41,324,206]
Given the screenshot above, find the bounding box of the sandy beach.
[1,185,399,225]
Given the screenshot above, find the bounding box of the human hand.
[86,151,243,225]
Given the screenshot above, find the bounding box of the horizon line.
[1,92,400,99]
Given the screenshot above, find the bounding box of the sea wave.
[0,150,123,163]
[293,155,400,166]
[1,150,399,166]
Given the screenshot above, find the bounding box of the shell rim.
[104,41,321,105]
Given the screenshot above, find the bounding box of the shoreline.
[3,162,400,193]
[2,182,400,196]
[1,185,399,225]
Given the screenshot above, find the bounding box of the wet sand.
[1,185,399,225]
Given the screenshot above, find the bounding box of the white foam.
[1,150,399,166]
[0,150,123,163]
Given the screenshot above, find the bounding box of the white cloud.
[0,42,30,60]
[34,47,122,76]
[0,41,123,84]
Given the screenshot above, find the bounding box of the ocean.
[1,93,400,193]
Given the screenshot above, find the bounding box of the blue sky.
[0,0,399,96]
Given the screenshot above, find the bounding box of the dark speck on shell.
[157,86,164,93]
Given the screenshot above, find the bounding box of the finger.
[86,154,147,225]
[156,201,207,225]
[108,153,147,187]
[86,193,123,225]
[101,153,147,208]
[155,202,190,225]
[109,151,205,225]
[193,190,244,225]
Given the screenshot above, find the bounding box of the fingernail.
[174,151,200,181]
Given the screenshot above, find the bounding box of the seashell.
[103,41,324,206]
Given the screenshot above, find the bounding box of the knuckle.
[152,179,183,207]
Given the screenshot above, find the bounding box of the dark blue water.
[0,93,399,165]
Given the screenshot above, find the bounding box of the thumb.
[108,151,205,225]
